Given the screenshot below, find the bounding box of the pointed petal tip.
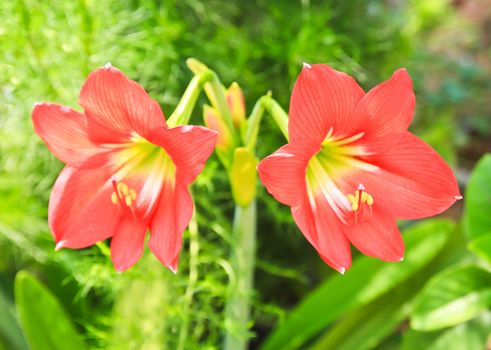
[455,195,463,200]
[168,265,178,274]
[303,62,312,69]
[399,256,404,262]
[104,62,112,70]
[393,67,412,81]
[55,240,67,251]
[339,267,346,275]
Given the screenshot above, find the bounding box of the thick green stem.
[177,214,199,350]
[223,201,257,350]
[167,71,213,127]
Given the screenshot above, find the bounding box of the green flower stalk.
[183,58,290,350]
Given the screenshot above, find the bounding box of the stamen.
[346,184,374,223]
[111,179,138,210]
[111,192,118,205]
[118,183,129,196]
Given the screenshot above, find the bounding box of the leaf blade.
[14,271,86,350]
[260,219,455,350]
[411,265,491,331]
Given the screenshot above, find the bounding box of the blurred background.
[1,0,491,349]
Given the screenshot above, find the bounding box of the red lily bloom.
[257,64,461,273]
[32,64,217,272]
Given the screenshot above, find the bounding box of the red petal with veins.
[361,132,461,219]
[33,65,217,272]
[148,182,193,272]
[147,125,217,185]
[288,64,365,144]
[258,141,318,207]
[292,193,352,273]
[32,103,106,166]
[350,69,415,153]
[49,166,119,248]
[79,65,166,137]
[259,64,460,273]
[342,206,404,261]
[111,217,148,271]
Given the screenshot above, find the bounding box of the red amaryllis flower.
[32,64,217,272]
[257,64,461,273]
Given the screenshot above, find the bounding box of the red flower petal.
[350,69,415,153]
[342,206,404,261]
[258,141,319,207]
[110,217,148,272]
[32,103,105,166]
[49,166,119,248]
[148,182,193,272]
[288,64,365,144]
[292,193,352,273]
[79,65,166,137]
[360,132,461,220]
[147,125,217,185]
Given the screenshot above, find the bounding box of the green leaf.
[309,281,413,350]
[260,219,455,350]
[411,265,491,331]
[464,153,491,239]
[0,289,28,350]
[403,312,491,350]
[14,271,86,350]
[468,233,491,264]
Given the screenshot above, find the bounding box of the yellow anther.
[347,193,356,203]
[346,185,374,213]
[111,192,118,205]
[363,193,374,205]
[111,180,137,208]
[351,201,359,212]
[118,182,129,196]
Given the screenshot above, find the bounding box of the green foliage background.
[1,0,490,349]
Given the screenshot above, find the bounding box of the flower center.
[109,135,176,219]
[111,179,138,217]
[111,181,138,207]
[306,131,377,225]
